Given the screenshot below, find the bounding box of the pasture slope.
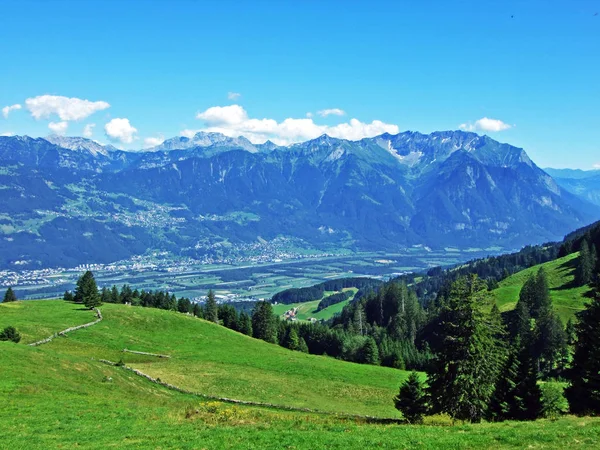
[1,300,599,449]
[492,252,592,322]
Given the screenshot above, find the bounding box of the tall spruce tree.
[251,301,278,343]
[394,372,429,423]
[74,271,101,309]
[427,275,506,423]
[491,303,542,421]
[565,280,600,415]
[488,340,520,421]
[238,311,253,336]
[532,268,552,319]
[3,287,17,303]
[204,290,218,323]
[576,239,595,287]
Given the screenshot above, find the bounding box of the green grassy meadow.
[272,288,357,322]
[492,253,592,322]
[1,300,600,448]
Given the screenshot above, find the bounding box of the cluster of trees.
[271,278,382,305]
[394,272,600,424]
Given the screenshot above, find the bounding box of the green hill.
[2,300,600,448]
[272,288,357,322]
[492,252,593,322]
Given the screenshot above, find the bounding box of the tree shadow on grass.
[552,259,579,291]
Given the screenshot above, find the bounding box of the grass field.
[272,288,358,322]
[1,300,600,448]
[492,252,592,322]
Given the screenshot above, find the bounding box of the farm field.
[492,252,592,322]
[2,300,600,449]
[6,249,493,303]
[272,288,358,322]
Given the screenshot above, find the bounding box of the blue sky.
[0,0,598,168]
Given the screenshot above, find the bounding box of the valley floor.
[1,300,599,449]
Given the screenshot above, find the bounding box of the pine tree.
[238,311,252,336]
[63,290,74,302]
[427,275,506,423]
[251,301,277,343]
[565,281,600,415]
[509,343,543,420]
[74,271,101,309]
[192,303,204,319]
[298,337,309,353]
[518,274,537,316]
[533,309,567,377]
[361,337,380,365]
[218,304,238,330]
[575,240,594,286]
[489,341,520,421]
[204,290,218,323]
[2,287,17,303]
[394,372,429,424]
[177,297,192,314]
[100,287,112,304]
[284,327,300,350]
[0,325,21,343]
[110,285,120,303]
[532,268,552,319]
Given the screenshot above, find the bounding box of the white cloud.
[317,108,346,117]
[25,95,110,121]
[143,135,165,148]
[190,104,399,145]
[104,118,138,144]
[2,104,22,119]
[1,131,15,137]
[306,112,313,118]
[48,121,68,135]
[83,123,96,138]
[227,92,241,100]
[593,163,600,170]
[197,104,247,125]
[459,117,512,132]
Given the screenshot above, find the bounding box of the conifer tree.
[251,301,277,343]
[284,327,300,350]
[3,287,17,303]
[575,239,594,286]
[63,290,74,302]
[518,274,537,316]
[100,287,112,304]
[509,338,543,421]
[394,372,429,424]
[74,271,101,308]
[565,281,600,415]
[110,285,120,303]
[237,311,252,336]
[204,290,218,323]
[488,341,520,421]
[427,275,506,423]
[361,337,380,365]
[218,304,238,329]
[192,302,204,319]
[298,337,309,353]
[532,268,552,319]
[0,325,21,343]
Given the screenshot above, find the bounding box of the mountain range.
[0,130,598,270]
[544,168,600,207]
